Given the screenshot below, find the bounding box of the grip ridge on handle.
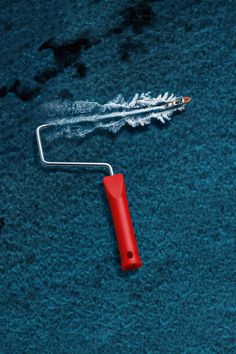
[103,174,142,271]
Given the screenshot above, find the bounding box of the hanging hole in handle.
[127,251,133,259]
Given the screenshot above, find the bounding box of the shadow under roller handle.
[103,174,142,271]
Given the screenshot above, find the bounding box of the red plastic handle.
[103,174,142,271]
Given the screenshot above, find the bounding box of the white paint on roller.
[42,92,186,139]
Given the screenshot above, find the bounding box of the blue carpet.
[0,0,235,352]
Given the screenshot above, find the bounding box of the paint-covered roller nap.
[42,92,191,139]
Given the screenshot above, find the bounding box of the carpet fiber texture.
[0,0,235,353]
